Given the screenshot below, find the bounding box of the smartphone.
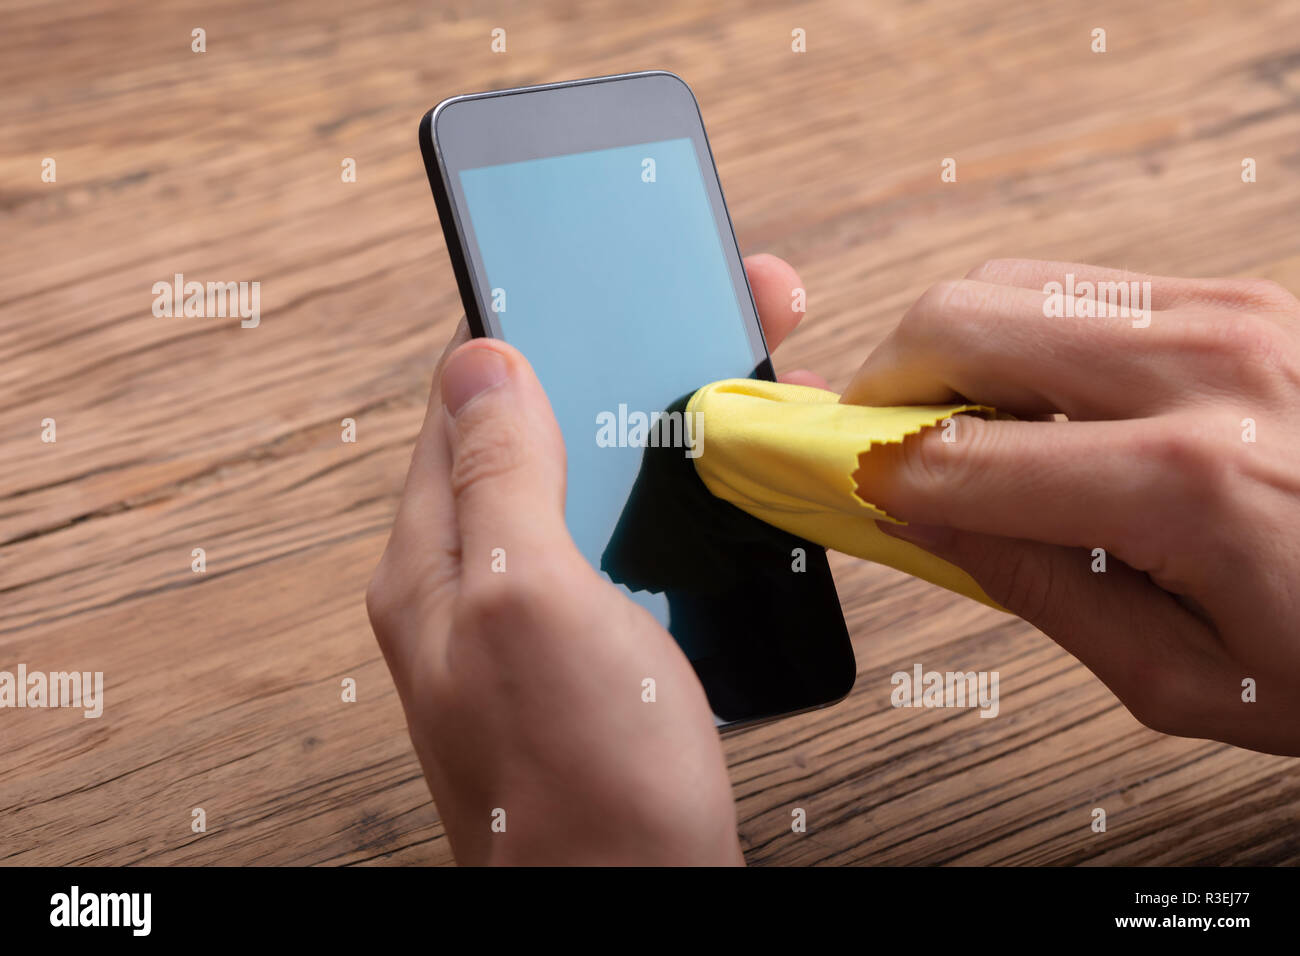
[419,71,855,728]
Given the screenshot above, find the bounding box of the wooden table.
[3,0,1297,865]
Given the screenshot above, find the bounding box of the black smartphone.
[419,71,855,728]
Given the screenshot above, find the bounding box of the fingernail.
[441,346,509,416]
[878,520,954,551]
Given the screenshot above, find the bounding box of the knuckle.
[963,259,1010,282]
[981,543,1056,626]
[1154,316,1293,433]
[898,424,966,514]
[1096,426,1202,565]
[454,570,562,640]
[919,279,967,317]
[1214,317,1292,398]
[890,414,998,523]
[1207,312,1284,361]
[365,542,460,641]
[900,280,966,341]
[1176,278,1263,310]
[1231,278,1298,311]
[1134,422,1228,513]
[365,557,403,635]
[449,417,525,498]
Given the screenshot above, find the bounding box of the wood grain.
[2,0,1298,866]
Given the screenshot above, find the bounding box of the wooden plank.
[1,0,1297,865]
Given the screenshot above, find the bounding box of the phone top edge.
[424,71,699,169]
[428,70,693,121]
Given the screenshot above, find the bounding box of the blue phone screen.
[460,138,764,629]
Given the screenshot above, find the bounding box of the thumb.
[439,339,571,571]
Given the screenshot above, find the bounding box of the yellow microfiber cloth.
[686,378,1004,610]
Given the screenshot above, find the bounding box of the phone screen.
[431,76,854,724]
[458,136,758,572]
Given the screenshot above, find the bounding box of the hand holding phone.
[367,73,858,862]
[367,251,828,863]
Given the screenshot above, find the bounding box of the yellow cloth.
[686,378,1004,610]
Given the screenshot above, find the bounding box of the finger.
[840,278,1180,418]
[965,258,1167,299]
[778,368,830,390]
[369,317,473,679]
[388,317,472,568]
[878,521,1231,737]
[965,258,1294,314]
[744,253,807,351]
[440,338,573,587]
[854,415,1174,557]
[434,316,473,377]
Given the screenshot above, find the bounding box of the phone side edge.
[664,75,776,380]
[419,105,491,339]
